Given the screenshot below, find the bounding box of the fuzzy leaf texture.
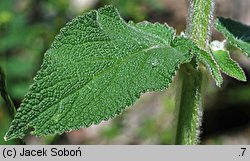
[216,17,250,56]
[5,6,194,140]
[171,37,223,87]
[212,49,246,81]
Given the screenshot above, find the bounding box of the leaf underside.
[216,17,250,56]
[5,6,194,140]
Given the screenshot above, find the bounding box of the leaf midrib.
[22,44,168,133]
[13,10,175,137]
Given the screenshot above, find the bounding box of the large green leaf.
[5,6,193,140]
[215,17,250,56]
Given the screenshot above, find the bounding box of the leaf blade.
[196,49,223,87]
[5,6,193,140]
[171,36,223,87]
[215,17,250,56]
[212,50,246,81]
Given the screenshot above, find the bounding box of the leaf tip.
[3,132,15,141]
[4,131,13,141]
[238,75,247,82]
[215,79,223,88]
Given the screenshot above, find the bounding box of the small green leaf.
[171,36,223,87]
[196,49,223,87]
[212,49,246,81]
[5,6,193,140]
[215,17,250,56]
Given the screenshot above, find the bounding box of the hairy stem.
[186,0,215,48]
[175,63,207,144]
[175,0,215,144]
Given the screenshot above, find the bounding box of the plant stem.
[186,0,215,48]
[175,63,207,144]
[0,66,25,144]
[175,0,215,144]
[0,67,16,119]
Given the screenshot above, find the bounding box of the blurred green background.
[0,0,250,145]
